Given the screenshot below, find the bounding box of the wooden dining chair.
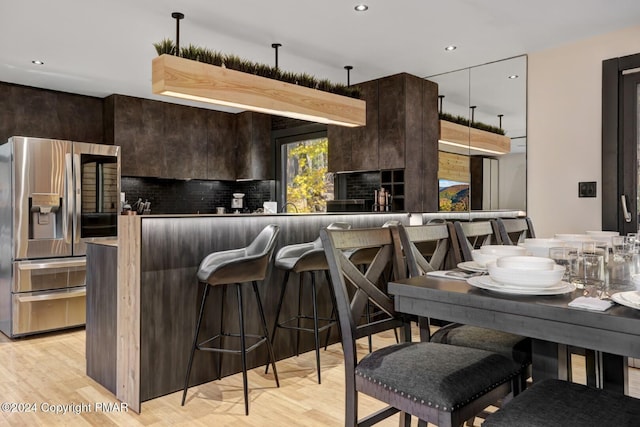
[495,217,536,245]
[394,223,532,395]
[321,226,522,427]
[452,220,502,263]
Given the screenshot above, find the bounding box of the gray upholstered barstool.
[269,222,351,384]
[182,224,280,415]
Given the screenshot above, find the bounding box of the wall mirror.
[428,55,527,214]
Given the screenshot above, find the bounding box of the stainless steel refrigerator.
[0,136,120,337]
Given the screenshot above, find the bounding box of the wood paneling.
[441,120,511,154]
[0,81,103,144]
[86,242,117,394]
[152,54,366,127]
[439,151,470,183]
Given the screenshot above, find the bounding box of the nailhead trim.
[356,369,519,411]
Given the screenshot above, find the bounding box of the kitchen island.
[88,212,413,412]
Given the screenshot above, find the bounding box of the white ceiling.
[2,0,640,146]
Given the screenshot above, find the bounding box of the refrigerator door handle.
[64,153,73,244]
[73,153,81,244]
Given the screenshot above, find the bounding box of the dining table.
[387,274,640,394]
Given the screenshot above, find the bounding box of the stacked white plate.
[467,255,575,295]
[611,291,640,310]
[469,245,527,268]
[519,238,566,257]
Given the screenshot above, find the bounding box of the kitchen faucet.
[281,202,299,213]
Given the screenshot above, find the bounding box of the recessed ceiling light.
[354,4,368,12]
[32,60,44,65]
[508,74,519,79]
[444,45,457,51]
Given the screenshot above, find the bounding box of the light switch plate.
[578,181,597,198]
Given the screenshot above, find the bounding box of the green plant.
[153,38,363,99]
[153,38,175,56]
[439,111,505,135]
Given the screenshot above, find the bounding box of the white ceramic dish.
[467,276,576,295]
[522,238,566,247]
[487,262,565,287]
[479,245,527,256]
[457,261,487,273]
[611,291,640,310]
[471,250,499,267]
[496,256,555,271]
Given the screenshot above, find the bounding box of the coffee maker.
[231,193,245,212]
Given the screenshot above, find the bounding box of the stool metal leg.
[217,284,227,380]
[182,282,210,406]
[266,270,289,374]
[310,272,322,384]
[323,270,339,350]
[296,273,304,357]
[236,283,249,416]
[252,281,280,387]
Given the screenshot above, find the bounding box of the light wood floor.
[0,328,638,426]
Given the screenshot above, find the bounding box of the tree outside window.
[284,137,333,213]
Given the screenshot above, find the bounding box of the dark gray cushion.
[355,342,520,412]
[484,379,640,427]
[431,323,531,366]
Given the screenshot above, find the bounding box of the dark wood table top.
[388,275,640,359]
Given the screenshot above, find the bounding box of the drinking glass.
[575,253,605,297]
[549,246,574,282]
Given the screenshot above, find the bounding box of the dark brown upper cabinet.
[328,73,439,212]
[1,81,103,145]
[235,112,273,180]
[104,95,273,180]
[328,79,378,172]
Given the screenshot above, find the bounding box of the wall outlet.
[578,181,597,198]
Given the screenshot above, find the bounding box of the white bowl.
[487,262,565,288]
[479,245,527,256]
[496,256,555,271]
[523,238,565,247]
[471,250,499,267]
[232,193,245,199]
[520,239,566,257]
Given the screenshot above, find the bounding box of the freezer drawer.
[13,258,86,293]
[12,287,86,336]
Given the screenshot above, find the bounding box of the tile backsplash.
[121,177,275,214]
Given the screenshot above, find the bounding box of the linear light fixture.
[439,120,511,155]
[152,54,366,127]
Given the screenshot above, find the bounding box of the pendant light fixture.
[152,13,366,127]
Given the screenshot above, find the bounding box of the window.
[281,136,333,213]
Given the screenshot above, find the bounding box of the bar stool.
[181,224,280,415]
[269,222,351,384]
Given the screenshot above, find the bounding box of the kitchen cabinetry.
[380,169,405,211]
[235,112,273,180]
[105,95,273,180]
[328,73,439,212]
[328,80,379,172]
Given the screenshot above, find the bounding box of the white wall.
[528,25,640,237]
